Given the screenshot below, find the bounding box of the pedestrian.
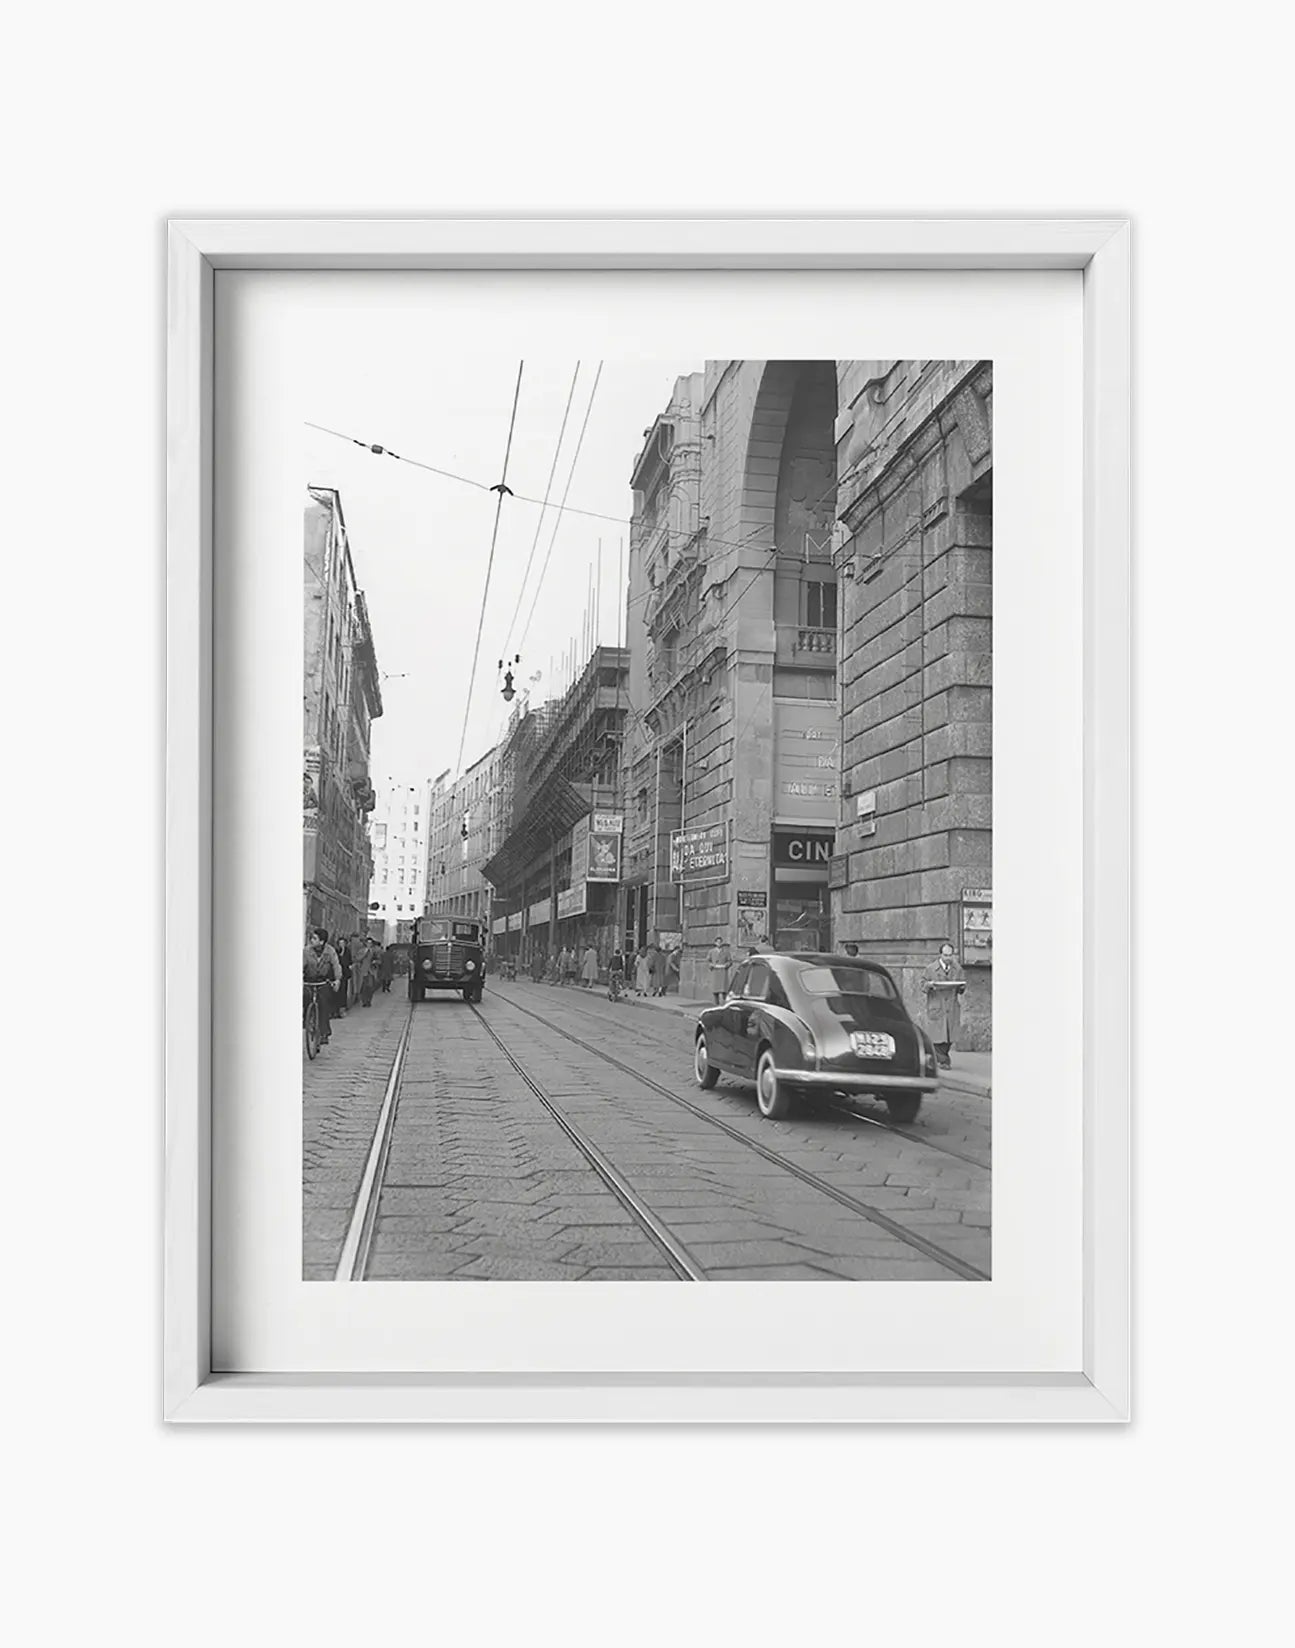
[921,942,966,1068]
[562,945,577,987]
[650,937,668,997]
[580,943,598,988]
[303,926,342,1044]
[358,937,378,1006]
[378,943,394,993]
[349,933,368,1007]
[634,945,651,996]
[336,934,352,1014]
[665,945,680,995]
[608,945,627,1000]
[706,937,732,1005]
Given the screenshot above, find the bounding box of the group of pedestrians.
[302,927,395,1050]
[632,939,677,997]
[545,944,600,987]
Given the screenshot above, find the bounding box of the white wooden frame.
[165,217,1130,1423]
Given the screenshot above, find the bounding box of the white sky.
[306,359,699,789]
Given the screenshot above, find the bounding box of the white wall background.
[4,2,1286,1644]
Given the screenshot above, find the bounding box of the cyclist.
[608,945,627,1002]
[303,926,342,1046]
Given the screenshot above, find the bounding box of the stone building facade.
[832,361,993,1047]
[624,362,842,998]
[303,486,382,942]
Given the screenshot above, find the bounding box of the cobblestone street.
[302,979,990,1281]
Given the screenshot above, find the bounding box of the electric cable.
[516,362,603,655]
[500,361,580,661]
[455,360,525,781]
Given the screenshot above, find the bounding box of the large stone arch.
[738,360,838,558]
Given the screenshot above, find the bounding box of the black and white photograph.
[303,357,993,1281]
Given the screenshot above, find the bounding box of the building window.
[804,579,837,630]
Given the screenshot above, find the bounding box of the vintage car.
[693,952,939,1122]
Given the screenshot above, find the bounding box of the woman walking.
[650,940,668,997]
[580,943,599,988]
[634,945,652,997]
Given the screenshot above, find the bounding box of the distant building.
[368,777,432,938]
[482,647,630,968]
[303,487,382,940]
[425,745,504,931]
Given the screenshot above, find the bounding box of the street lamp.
[499,654,521,702]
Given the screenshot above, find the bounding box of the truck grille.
[430,942,467,974]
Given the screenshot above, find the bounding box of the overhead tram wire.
[500,361,580,662]
[455,360,525,781]
[517,361,604,657]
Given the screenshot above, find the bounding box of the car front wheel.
[694,1032,719,1089]
[884,1092,922,1123]
[755,1049,793,1120]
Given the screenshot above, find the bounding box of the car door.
[708,961,748,1070]
[728,960,771,1080]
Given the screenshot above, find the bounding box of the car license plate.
[850,1031,896,1059]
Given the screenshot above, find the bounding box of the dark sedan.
[693,952,939,1122]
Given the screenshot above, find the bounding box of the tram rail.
[492,979,992,1172]
[483,989,990,1283]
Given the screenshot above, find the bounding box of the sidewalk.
[623,990,992,1099]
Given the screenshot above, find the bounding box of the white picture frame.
[165,217,1130,1423]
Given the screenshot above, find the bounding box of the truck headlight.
[466,960,476,971]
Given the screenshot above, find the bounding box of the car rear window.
[798,965,898,1000]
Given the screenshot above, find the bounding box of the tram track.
[481,990,990,1283]
[492,981,992,1172]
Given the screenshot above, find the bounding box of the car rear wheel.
[755,1049,792,1120]
[694,1032,719,1089]
[884,1092,922,1123]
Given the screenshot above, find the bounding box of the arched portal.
[736,361,840,952]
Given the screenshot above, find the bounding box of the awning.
[481,774,591,891]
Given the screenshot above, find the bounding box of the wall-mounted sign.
[736,889,769,945]
[855,790,876,817]
[557,883,588,919]
[570,815,590,884]
[592,810,624,836]
[670,822,729,882]
[772,829,834,869]
[507,911,523,931]
[828,854,849,890]
[773,701,839,823]
[528,897,552,926]
[960,887,992,967]
[587,830,622,882]
[492,916,507,935]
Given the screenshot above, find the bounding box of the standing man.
[378,943,394,994]
[303,927,342,1045]
[921,942,966,1068]
[650,937,668,997]
[706,937,732,1005]
[562,945,577,988]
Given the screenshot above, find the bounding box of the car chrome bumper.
[772,1069,938,1092]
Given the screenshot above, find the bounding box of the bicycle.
[607,968,626,1004]
[303,980,327,1060]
